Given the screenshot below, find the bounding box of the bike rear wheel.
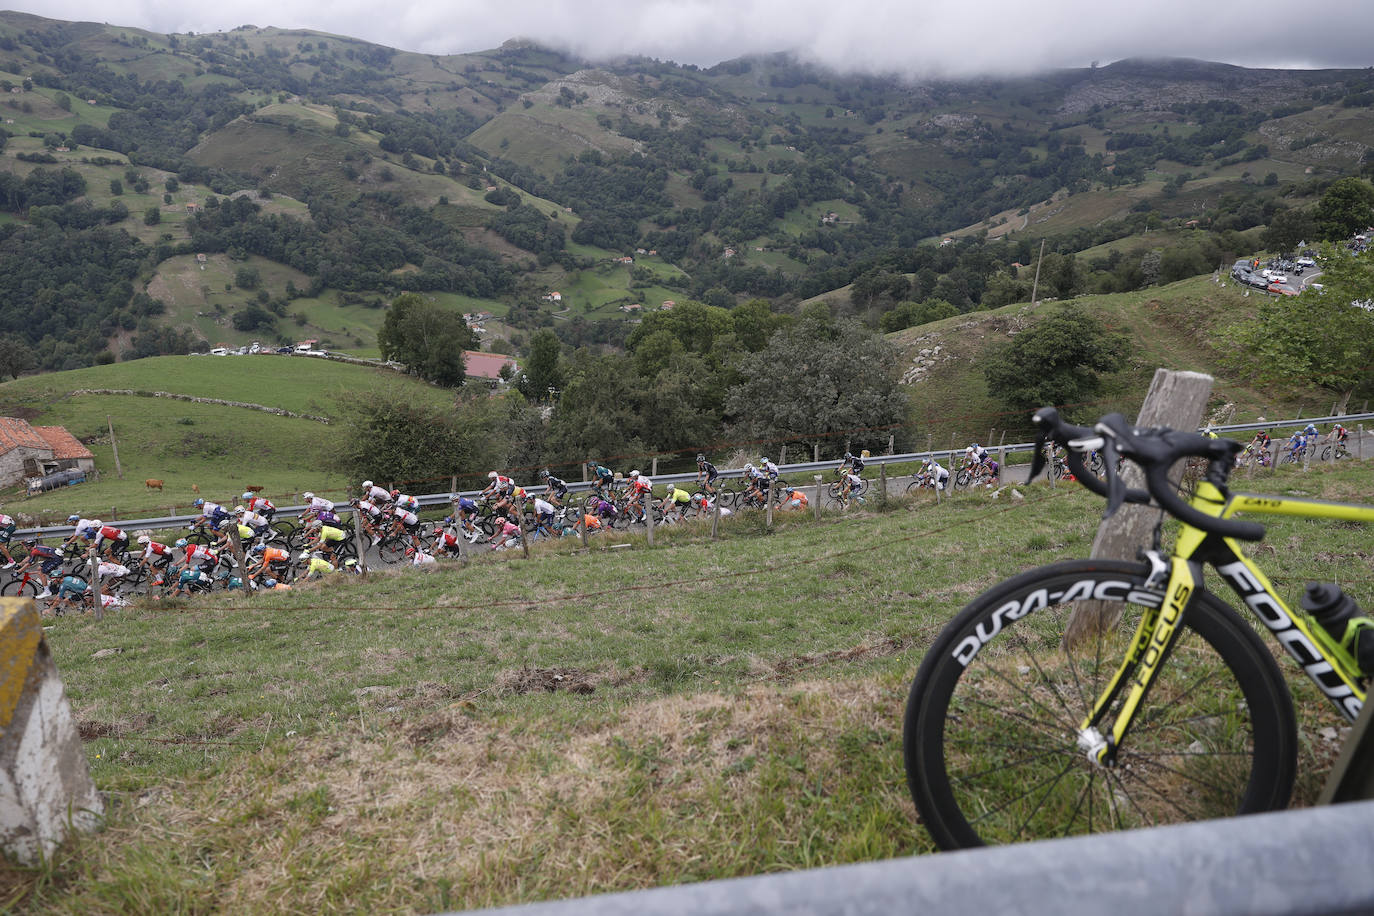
[903,558,1295,850]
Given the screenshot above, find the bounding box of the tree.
[143,206,160,226]
[377,293,478,388]
[1314,177,1374,241]
[519,328,563,401]
[724,315,910,454]
[1227,244,1374,412]
[0,336,35,379]
[328,382,481,485]
[983,303,1130,418]
[1261,207,1317,253]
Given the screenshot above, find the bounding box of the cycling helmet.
[404,546,416,557]
[234,506,245,514]
[241,492,253,501]
[175,538,188,547]
[390,489,399,499]
[136,534,150,545]
[262,577,278,588]
[488,471,499,479]
[843,452,853,460]
[194,498,205,508]
[299,550,311,561]
[630,470,640,478]
[362,480,373,489]
[303,491,314,500]
[22,538,35,548]
[90,520,102,529]
[67,514,80,523]
[965,446,975,455]
[540,468,550,478]
[745,463,755,472]
[759,456,768,464]
[785,487,795,494]
[248,543,264,555]
[696,453,705,462]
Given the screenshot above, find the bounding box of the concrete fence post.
[878,462,887,508]
[780,445,787,466]
[1070,369,1213,647]
[651,456,658,477]
[711,493,722,540]
[888,434,895,455]
[813,474,823,520]
[0,598,103,864]
[813,443,819,462]
[1360,425,1365,461]
[644,491,654,546]
[765,486,774,529]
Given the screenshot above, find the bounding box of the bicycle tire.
[1,577,39,598]
[903,558,1296,850]
[955,468,972,489]
[377,537,408,565]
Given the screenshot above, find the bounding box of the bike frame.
[1081,481,1374,763]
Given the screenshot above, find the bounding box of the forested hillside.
[0,11,1371,393]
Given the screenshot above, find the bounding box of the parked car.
[276,346,294,353]
[210,347,229,356]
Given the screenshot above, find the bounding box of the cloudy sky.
[10,0,1374,76]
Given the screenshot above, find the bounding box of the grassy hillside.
[5,459,1368,912]
[884,275,1344,446]
[0,356,452,520]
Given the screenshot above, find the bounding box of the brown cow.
[191,484,200,494]
[145,478,164,490]
[244,485,264,493]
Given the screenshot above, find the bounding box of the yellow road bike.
[903,408,1374,848]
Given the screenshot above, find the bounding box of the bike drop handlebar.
[1028,407,1266,542]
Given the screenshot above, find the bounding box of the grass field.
[0,356,452,520]
[3,457,1368,912]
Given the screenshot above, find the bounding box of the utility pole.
[107,416,123,480]
[1029,239,1046,306]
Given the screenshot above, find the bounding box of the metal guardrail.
[453,801,1374,916]
[14,413,1372,542]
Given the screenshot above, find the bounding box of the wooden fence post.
[765,485,774,529]
[1360,425,1366,461]
[518,506,530,559]
[225,522,246,579]
[813,474,823,520]
[651,456,658,477]
[579,507,589,548]
[780,445,787,466]
[1067,369,1214,646]
[644,490,654,546]
[711,493,722,540]
[88,548,101,622]
[888,434,895,455]
[813,444,819,462]
[351,507,369,577]
[878,462,887,508]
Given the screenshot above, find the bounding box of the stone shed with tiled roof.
[0,418,95,488]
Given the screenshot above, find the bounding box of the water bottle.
[1301,583,1374,676]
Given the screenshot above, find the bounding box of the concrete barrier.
[0,598,102,864]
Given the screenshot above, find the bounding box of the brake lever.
[1027,433,1048,482]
